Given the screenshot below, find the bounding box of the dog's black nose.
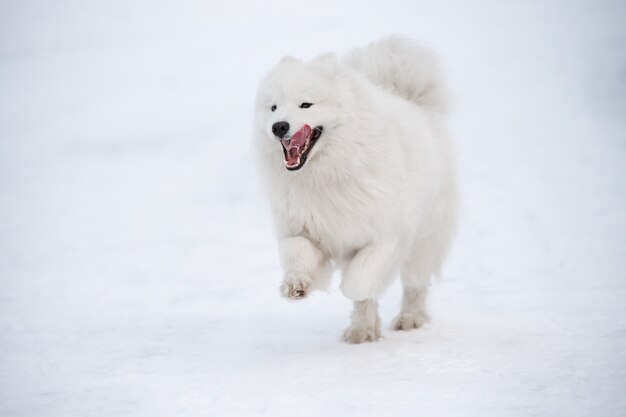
[272,121,290,138]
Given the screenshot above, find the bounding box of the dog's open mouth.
[281,125,323,171]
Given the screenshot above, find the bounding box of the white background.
[1,1,625,416]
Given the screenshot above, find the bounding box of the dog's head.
[255,53,342,171]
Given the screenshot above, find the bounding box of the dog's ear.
[279,55,300,64]
[311,52,338,76]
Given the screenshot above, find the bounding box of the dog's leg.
[391,180,456,330]
[340,241,400,301]
[339,241,400,343]
[391,285,429,330]
[279,235,331,300]
[391,244,435,330]
[342,299,381,343]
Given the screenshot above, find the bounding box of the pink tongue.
[282,125,312,168]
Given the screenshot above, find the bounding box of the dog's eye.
[299,102,313,109]
[271,105,277,112]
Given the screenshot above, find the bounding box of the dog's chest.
[279,180,375,256]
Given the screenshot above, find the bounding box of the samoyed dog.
[254,37,457,343]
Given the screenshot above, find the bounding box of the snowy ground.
[1,1,625,416]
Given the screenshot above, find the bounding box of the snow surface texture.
[1,1,625,416]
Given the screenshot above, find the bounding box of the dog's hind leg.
[392,230,448,330]
[391,280,430,331]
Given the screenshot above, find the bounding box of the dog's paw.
[280,274,311,300]
[342,324,380,344]
[391,312,429,331]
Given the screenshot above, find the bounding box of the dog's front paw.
[280,274,311,300]
[391,312,429,331]
[342,324,380,344]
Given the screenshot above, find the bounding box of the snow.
[1,0,625,416]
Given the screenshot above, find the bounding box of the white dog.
[254,37,457,343]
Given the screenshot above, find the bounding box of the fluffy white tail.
[342,36,448,113]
